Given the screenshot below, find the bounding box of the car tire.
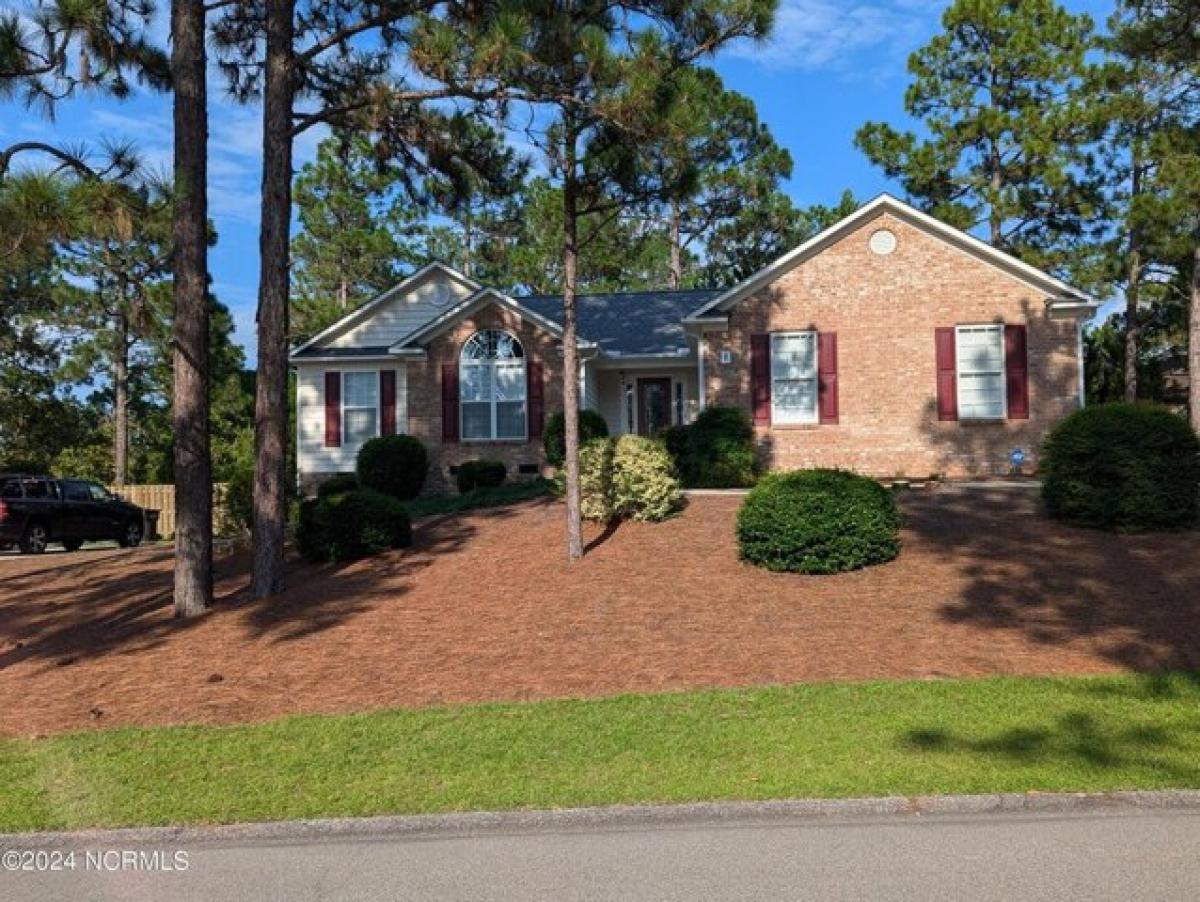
[19,522,49,555]
[118,519,143,548]
[61,539,84,552]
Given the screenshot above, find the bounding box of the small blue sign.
[1010,448,1026,467]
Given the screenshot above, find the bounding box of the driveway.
[1,486,1198,736]
[4,805,1199,901]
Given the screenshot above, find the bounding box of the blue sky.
[1,0,1113,366]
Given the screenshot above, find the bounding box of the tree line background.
[1,0,1196,615]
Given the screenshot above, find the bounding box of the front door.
[637,378,672,437]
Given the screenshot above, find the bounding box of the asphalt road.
[4,807,1199,901]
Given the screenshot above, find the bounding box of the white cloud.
[728,0,941,72]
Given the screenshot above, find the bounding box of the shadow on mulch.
[904,486,1200,673]
[0,501,543,672]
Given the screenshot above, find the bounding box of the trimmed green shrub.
[356,434,428,500]
[456,459,507,494]
[316,473,359,498]
[665,405,758,488]
[297,487,413,563]
[1041,402,1200,532]
[543,409,609,467]
[737,469,901,574]
[578,435,682,523]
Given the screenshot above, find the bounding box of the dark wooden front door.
[637,378,672,437]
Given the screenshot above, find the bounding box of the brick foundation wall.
[703,211,1084,478]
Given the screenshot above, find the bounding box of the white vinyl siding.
[770,331,818,425]
[342,371,379,446]
[956,325,1006,420]
[325,271,473,349]
[296,362,406,475]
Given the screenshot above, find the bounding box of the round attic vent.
[869,229,897,256]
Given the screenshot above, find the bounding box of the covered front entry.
[636,377,672,437]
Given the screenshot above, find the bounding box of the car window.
[87,483,111,502]
[0,479,21,499]
[25,479,58,500]
[62,481,91,502]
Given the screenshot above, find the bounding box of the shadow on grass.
[902,675,1200,785]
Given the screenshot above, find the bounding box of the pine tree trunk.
[170,0,212,618]
[1124,248,1141,402]
[1190,238,1199,433]
[1124,152,1146,404]
[668,198,682,290]
[113,311,129,486]
[251,0,295,599]
[561,122,583,562]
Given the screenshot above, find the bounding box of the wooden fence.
[107,484,230,539]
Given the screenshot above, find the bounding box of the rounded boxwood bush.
[577,434,682,523]
[1041,402,1200,532]
[543,409,609,467]
[297,487,413,563]
[665,405,758,488]
[456,459,507,494]
[737,469,901,574]
[316,473,359,498]
[356,434,428,500]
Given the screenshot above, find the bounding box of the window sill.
[955,417,1009,425]
[460,438,531,444]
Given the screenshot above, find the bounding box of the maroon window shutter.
[750,334,771,426]
[324,371,341,447]
[527,361,545,438]
[1005,324,1030,420]
[441,363,459,443]
[380,370,397,436]
[817,332,839,425]
[935,328,958,421]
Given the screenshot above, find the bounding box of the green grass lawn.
[404,478,556,519]
[3,673,1200,832]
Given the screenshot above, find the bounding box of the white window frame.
[341,370,380,446]
[460,330,528,442]
[955,324,1007,421]
[770,331,819,426]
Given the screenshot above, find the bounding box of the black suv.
[0,475,147,554]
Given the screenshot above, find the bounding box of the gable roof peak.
[683,193,1097,321]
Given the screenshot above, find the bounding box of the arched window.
[460,329,526,440]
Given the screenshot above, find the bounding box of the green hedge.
[577,435,682,523]
[356,434,428,500]
[297,488,413,563]
[456,459,507,494]
[316,473,359,498]
[1041,403,1200,531]
[543,409,609,468]
[664,406,757,488]
[737,469,901,574]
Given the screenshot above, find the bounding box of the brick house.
[290,194,1098,492]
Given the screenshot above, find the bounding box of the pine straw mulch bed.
[1,486,1197,737]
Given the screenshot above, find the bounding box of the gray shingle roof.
[291,345,393,359]
[521,289,721,357]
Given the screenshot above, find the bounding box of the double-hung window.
[770,331,818,425]
[956,325,1006,419]
[342,371,379,445]
[460,329,527,440]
